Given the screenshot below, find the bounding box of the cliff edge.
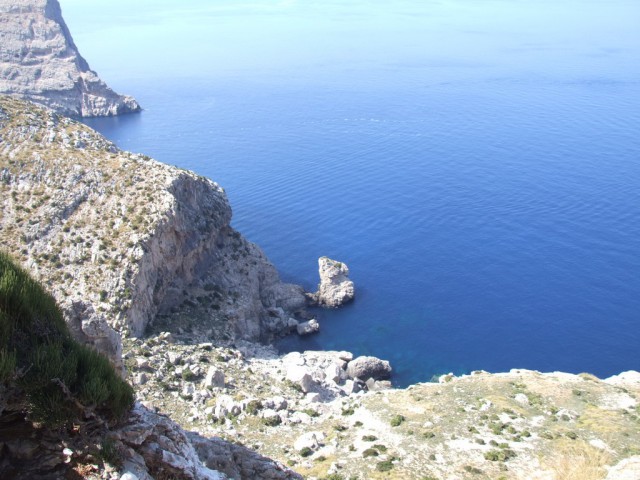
[0,96,306,368]
[0,0,141,117]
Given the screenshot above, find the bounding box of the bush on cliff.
[0,251,134,426]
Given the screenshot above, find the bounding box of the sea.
[62,0,640,387]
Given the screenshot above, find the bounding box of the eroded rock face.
[0,97,306,366]
[309,256,355,307]
[0,0,141,117]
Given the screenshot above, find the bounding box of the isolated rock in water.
[346,355,392,381]
[310,257,355,307]
[296,319,320,336]
[0,0,141,117]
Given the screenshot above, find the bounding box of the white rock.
[181,384,195,398]
[341,379,360,396]
[203,366,225,389]
[119,473,139,480]
[324,363,343,384]
[168,352,182,365]
[296,319,320,336]
[311,257,355,307]
[263,396,288,411]
[514,393,529,405]
[294,432,325,452]
[605,456,640,480]
[305,392,322,403]
[136,358,150,369]
[604,371,640,387]
[215,395,241,418]
[286,365,315,393]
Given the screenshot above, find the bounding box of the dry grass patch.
[545,440,610,480]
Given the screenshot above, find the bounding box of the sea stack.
[0,0,141,117]
[310,256,355,307]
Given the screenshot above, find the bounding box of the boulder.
[263,396,288,411]
[605,456,640,480]
[296,319,320,336]
[365,378,392,392]
[203,366,225,389]
[310,257,355,307]
[324,363,344,384]
[294,432,325,452]
[215,395,241,419]
[286,365,315,393]
[346,356,392,381]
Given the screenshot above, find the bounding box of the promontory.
[0,0,140,117]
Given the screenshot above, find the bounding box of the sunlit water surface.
[62,0,640,386]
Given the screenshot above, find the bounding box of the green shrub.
[362,448,379,458]
[246,400,262,415]
[0,348,16,382]
[96,437,123,468]
[376,459,395,472]
[484,449,517,462]
[262,415,282,427]
[390,414,405,427]
[0,252,134,426]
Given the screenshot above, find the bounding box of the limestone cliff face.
[0,0,140,117]
[0,96,305,365]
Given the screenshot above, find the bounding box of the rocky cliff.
[0,0,140,117]
[0,96,306,369]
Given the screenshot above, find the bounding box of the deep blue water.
[64,0,640,387]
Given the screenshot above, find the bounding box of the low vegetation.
[0,251,134,426]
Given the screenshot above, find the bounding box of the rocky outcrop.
[0,96,306,367]
[0,0,140,117]
[296,318,319,336]
[188,432,303,480]
[117,403,301,480]
[308,256,355,307]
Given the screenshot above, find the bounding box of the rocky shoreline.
[121,331,640,480]
[1,96,639,479]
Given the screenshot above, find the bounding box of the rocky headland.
[1,97,639,480]
[0,0,140,117]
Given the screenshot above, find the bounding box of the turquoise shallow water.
[67,0,640,386]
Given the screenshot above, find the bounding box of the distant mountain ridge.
[0,0,140,117]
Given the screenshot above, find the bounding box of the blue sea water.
[63,0,640,387]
